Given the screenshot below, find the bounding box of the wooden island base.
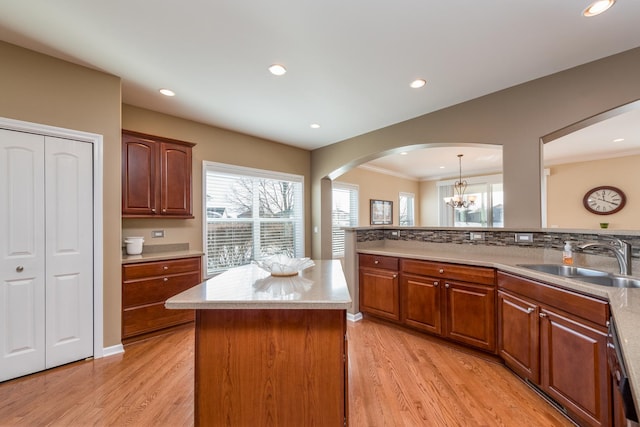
[194,308,348,427]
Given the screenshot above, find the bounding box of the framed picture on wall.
[370,199,393,225]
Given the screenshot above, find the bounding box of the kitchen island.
[165,260,352,427]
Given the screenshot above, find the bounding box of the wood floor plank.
[0,319,574,426]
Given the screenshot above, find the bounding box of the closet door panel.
[45,137,93,367]
[0,129,46,382]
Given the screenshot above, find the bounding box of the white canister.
[124,237,144,255]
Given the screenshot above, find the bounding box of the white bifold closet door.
[0,128,93,382]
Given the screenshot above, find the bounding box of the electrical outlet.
[469,232,484,241]
[514,233,533,243]
[152,230,165,238]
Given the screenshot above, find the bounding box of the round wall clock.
[582,186,626,215]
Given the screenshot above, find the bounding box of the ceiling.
[1,0,639,175]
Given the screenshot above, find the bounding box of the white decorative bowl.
[253,255,315,277]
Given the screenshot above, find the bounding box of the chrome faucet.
[577,238,632,276]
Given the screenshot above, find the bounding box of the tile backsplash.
[355,228,640,259]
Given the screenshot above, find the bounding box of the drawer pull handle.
[374,260,379,264]
[439,269,444,274]
[163,266,169,270]
[539,313,547,318]
[164,277,169,282]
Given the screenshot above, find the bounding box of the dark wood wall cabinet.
[498,271,611,427]
[122,130,195,218]
[122,256,201,341]
[358,254,615,427]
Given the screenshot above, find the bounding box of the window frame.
[203,161,305,276]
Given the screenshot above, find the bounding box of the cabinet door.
[401,273,442,335]
[122,134,158,215]
[497,290,539,382]
[359,267,399,321]
[444,280,496,352]
[160,142,192,216]
[540,308,610,427]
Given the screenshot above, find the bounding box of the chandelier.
[445,154,476,209]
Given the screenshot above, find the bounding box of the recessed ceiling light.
[613,138,625,142]
[159,88,175,97]
[268,64,287,76]
[310,123,320,129]
[583,0,615,17]
[399,152,408,155]
[410,79,426,89]
[439,166,445,169]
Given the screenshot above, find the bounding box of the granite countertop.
[357,241,640,413]
[165,259,352,310]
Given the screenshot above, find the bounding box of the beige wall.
[336,167,420,226]
[546,155,640,230]
[419,180,440,226]
[311,47,640,258]
[0,41,122,347]
[122,104,312,255]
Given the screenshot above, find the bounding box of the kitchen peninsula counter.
[356,240,640,417]
[166,260,351,427]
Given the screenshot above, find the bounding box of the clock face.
[583,186,626,215]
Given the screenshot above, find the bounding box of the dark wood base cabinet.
[498,271,611,427]
[359,254,616,427]
[122,256,201,341]
[359,254,400,321]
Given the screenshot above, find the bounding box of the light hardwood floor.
[0,319,574,426]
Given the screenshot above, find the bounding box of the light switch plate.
[152,230,165,238]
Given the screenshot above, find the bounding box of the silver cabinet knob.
[392,274,397,278]
[445,283,450,288]
[16,265,24,272]
[163,277,169,282]
[163,266,169,270]
[539,312,547,318]
[439,269,444,274]
[374,260,379,264]
[526,307,535,313]
[433,281,439,287]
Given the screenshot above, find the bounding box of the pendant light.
[445,154,476,209]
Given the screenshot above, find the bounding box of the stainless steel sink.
[517,264,609,277]
[575,275,640,288]
[517,263,640,288]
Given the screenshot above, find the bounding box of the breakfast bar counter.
[166,260,351,427]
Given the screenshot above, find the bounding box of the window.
[204,162,304,276]
[332,182,359,258]
[438,174,504,227]
[399,192,415,226]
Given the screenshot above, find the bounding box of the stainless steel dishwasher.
[608,318,639,426]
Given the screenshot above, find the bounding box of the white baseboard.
[347,312,363,322]
[100,343,125,358]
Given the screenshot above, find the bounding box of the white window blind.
[204,162,304,276]
[399,192,415,226]
[332,182,359,258]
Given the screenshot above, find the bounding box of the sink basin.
[517,264,640,288]
[575,275,640,288]
[517,264,609,277]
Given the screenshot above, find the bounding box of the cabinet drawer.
[123,303,194,338]
[123,271,201,308]
[401,259,495,285]
[359,254,398,270]
[497,271,609,326]
[123,257,201,280]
